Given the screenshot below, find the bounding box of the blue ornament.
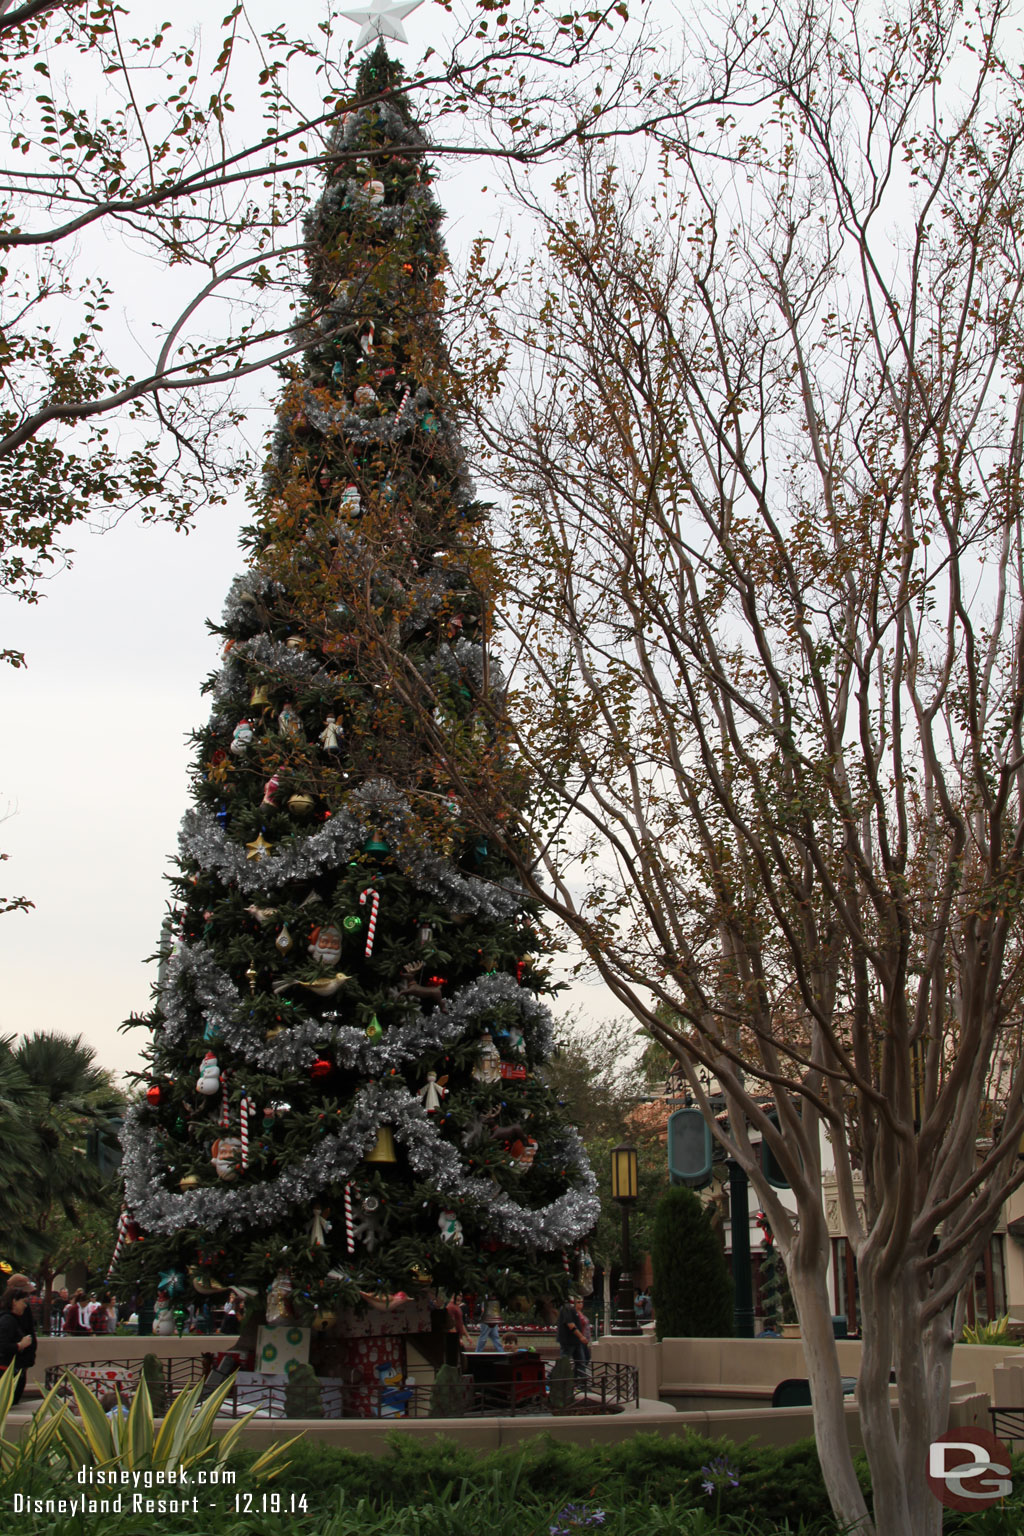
[332,361,344,381]
[215,805,228,827]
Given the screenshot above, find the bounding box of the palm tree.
[3,1033,124,1323]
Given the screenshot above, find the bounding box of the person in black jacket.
[0,1287,34,1404]
[8,1274,37,1372]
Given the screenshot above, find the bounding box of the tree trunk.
[854,1258,948,1536]
[786,1255,874,1534]
[896,1281,951,1536]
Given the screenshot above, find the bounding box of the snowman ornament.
[230,720,254,756]
[438,1209,463,1245]
[196,1052,222,1096]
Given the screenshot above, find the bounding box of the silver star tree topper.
[340,0,425,51]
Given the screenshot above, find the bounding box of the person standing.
[63,1289,88,1336]
[8,1275,37,1386]
[575,1298,592,1368]
[445,1292,472,1361]
[0,1288,34,1403]
[556,1293,588,1381]
[474,1295,505,1352]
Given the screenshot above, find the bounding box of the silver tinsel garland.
[177,789,522,919]
[156,942,554,1076]
[121,1081,598,1246]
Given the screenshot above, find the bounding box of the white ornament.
[438,1208,463,1245]
[311,1205,333,1247]
[196,1052,221,1096]
[153,1301,176,1336]
[418,1072,446,1113]
[319,715,343,753]
[229,720,253,756]
[354,384,377,407]
[338,484,361,516]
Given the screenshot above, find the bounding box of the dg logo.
[927,1429,1013,1510]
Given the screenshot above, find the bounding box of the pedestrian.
[7,1274,37,1384]
[63,1289,88,1336]
[81,1293,100,1331]
[90,1292,115,1334]
[55,1287,69,1334]
[474,1294,505,1352]
[445,1291,472,1360]
[575,1297,592,1367]
[556,1292,588,1381]
[0,1287,34,1403]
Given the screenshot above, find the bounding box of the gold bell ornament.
[250,683,271,707]
[364,1126,398,1164]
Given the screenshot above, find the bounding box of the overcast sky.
[0,0,629,1084]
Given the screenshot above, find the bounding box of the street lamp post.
[610,1142,641,1335]
[727,1158,755,1338]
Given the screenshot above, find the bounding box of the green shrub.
[651,1185,733,1337]
[141,1351,167,1415]
[285,1363,324,1419]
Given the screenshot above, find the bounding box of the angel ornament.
[417,1072,447,1114]
[310,1205,332,1248]
[471,1031,502,1085]
[319,715,343,754]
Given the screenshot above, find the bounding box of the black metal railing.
[46,1354,210,1398]
[44,1356,638,1420]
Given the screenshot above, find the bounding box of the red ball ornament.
[311,1056,332,1079]
[146,1084,163,1106]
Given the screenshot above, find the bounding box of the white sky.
[0,0,629,1084]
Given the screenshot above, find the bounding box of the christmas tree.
[115,44,598,1406]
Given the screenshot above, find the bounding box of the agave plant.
[0,1353,73,1490]
[44,1371,298,1480]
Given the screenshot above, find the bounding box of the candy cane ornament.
[239,1093,256,1169]
[107,1211,130,1280]
[359,888,380,957]
[219,1076,230,1130]
[344,1182,355,1254]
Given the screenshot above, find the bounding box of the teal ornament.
[420,411,440,434]
[158,1269,188,1299]
[474,841,488,862]
[203,1020,222,1043]
[364,837,389,854]
[343,915,362,931]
